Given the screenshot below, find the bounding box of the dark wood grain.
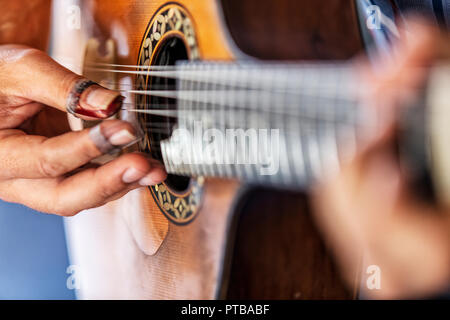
[220,0,363,60]
[225,189,353,299]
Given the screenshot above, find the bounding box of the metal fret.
[305,70,322,181]
[228,67,244,180]
[242,66,257,182]
[286,71,306,186]
[249,66,263,185]
[247,66,262,183]
[275,69,294,187]
[319,69,343,177]
[201,63,215,177]
[209,64,222,178]
[220,67,233,179]
[184,64,196,176]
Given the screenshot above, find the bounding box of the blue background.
[0,201,75,299]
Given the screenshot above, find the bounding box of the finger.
[0,120,140,179]
[0,155,167,216]
[0,45,122,119]
[0,101,44,130]
[397,17,445,66]
[56,154,167,216]
[358,19,441,104]
[313,122,397,206]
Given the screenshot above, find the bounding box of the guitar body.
[52,0,363,299]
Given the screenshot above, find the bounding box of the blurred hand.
[0,45,167,216]
[312,21,450,299]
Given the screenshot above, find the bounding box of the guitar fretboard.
[160,62,375,190]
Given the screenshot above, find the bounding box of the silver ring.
[88,124,121,155]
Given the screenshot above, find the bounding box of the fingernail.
[78,85,124,118]
[139,169,167,186]
[122,167,146,184]
[139,175,160,186]
[139,176,157,186]
[85,86,121,110]
[109,129,137,146]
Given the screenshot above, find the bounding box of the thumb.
[0,45,123,119]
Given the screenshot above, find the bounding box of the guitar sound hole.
[147,36,191,192]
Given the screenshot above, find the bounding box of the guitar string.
[86,61,333,69]
[120,100,362,138]
[84,67,362,93]
[125,107,360,123]
[86,61,355,71]
[100,79,356,91]
[121,103,363,136]
[120,89,360,103]
[114,63,364,126]
[80,62,373,139]
[118,89,362,121]
[120,91,364,135]
[83,63,367,118]
[85,62,178,70]
[127,108,363,137]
